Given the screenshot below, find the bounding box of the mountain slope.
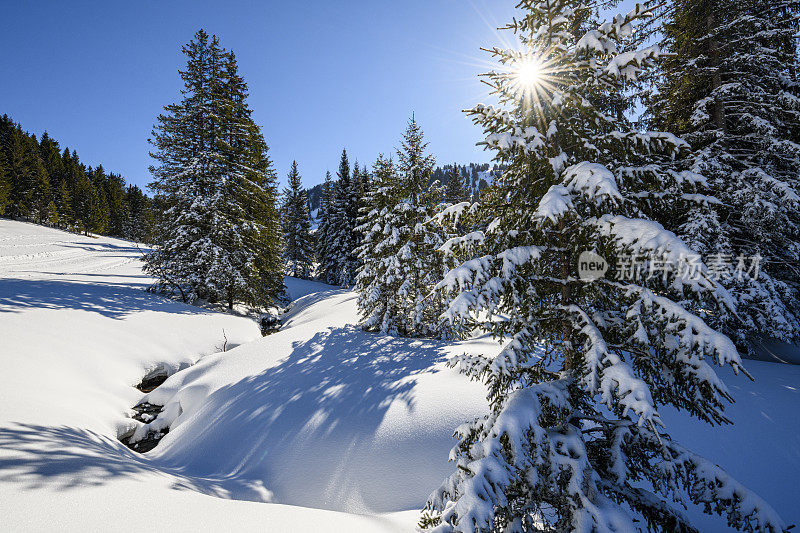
[1,219,798,531]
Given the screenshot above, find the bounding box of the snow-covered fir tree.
[355,155,404,333]
[316,170,337,283]
[146,30,283,309]
[444,164,471,204]
[422,2,786,531]
[644,0,800,350]
[325,149,362,287]
[281,160,314,278]
[356,117,448,337]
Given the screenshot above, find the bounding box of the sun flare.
[514,56,544,90]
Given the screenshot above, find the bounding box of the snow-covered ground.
[1,219,798,531]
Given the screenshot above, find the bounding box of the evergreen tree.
[356,118,448,337]
[217,49,284,307]
[356,155,404,334]
[55,179,73,228]
[444,164,470,204]
[104,172,128,236]
[281,160,314,278]
[123,185,154,243]
[326,149,361,286]
[25,136,51,223]
[5,127,32,218]
[644,0,800,351]
[316,170,337,282]
[71,161,93,234]
[0,140,10,216]
[423,2,785,531]
[146,29,283,308]
[38,132,65,199]
[46,200,59,227]
[87,181,109,235]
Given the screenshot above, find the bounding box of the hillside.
[305,162,500,225]
[1,219,798,531]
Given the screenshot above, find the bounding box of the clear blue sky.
[0,1,634,190]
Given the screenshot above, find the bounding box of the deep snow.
[1,219,798,532]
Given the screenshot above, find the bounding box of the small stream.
[119,369,171,453]
[118,315,282,454]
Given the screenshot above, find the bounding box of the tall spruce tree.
[422,2,785,531]
[281,160,314,278]
[146,29,283,308]
[356,155,405,334]
[217,49,284,307]
[316,170,337,283]
[326,149,361,286]
[444,164,471,204]
[55,179,73,229]
[356,118,448,337]
[644,0,800,351]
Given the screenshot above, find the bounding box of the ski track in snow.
[0,219,798,532]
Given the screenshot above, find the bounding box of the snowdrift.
[136,288,492,513]
[0,221,415,531]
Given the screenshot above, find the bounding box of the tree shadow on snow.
[154,325,451,511]
[59,241,146,255]
[0,423,270,501]
[0,278,206,319]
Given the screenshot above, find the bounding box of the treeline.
[279,116,472,337]
[0,115,154,241]
[305,162,496,218]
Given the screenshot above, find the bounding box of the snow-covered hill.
[1,219,798,531]
[0,220,417,531]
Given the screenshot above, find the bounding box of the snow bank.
[0,220,260,435]
[0,221,416,531]
[138,289,493,513]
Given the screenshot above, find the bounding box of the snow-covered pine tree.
[444,164,471,204]
[281,160,314,278]
[222,49,285,306]
[422,2,786,531]
[644,0,800,350]
[327,149,362,287]
[316,170,337,283]
[356,117,449,337]
[356,154,405,334]
[147,30,283,308]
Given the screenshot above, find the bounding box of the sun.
[513,56,543,91]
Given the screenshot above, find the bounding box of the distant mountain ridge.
[306,162,502,223]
